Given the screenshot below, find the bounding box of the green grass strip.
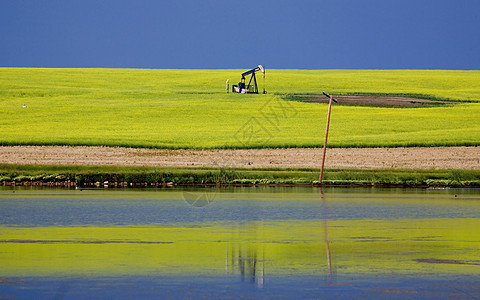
[1,164,479,187]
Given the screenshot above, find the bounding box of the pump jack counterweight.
[232,65,266,94]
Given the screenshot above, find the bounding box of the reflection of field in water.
[0,187,479,297]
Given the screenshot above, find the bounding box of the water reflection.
[1,187,480,298]
[226,223,265,288]
[320,188,333,278]
[224,188,335,288]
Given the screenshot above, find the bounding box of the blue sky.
[1,0,479,69]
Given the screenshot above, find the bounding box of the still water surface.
[1,187,479,298]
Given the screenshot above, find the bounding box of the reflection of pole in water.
[320,188,333,277]
[257,247,265,288]
[226,222,265,288]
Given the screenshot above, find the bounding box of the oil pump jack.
[232,65,266,94]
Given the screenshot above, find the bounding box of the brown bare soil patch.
[0,146,478,170]
[414,258,480,266]
[295,95,456,107]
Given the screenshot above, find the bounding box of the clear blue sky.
[1,0,479,69]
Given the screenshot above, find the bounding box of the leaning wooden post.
[319,94,334,184]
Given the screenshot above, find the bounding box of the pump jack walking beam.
[232,65,265,94]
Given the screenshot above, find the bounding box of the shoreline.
[1,145,479,188]
[1,164,479,188]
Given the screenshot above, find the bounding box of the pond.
[1,186,479,299]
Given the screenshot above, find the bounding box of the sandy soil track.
[0,146,478,170]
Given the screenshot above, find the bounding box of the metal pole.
[319,95,333,184]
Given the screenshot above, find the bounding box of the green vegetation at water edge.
[1,164,479,187]
[1,68,479,148]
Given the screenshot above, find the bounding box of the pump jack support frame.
[232,66,265,94]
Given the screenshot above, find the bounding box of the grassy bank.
[1,164,479,187]
[1,68,479,149]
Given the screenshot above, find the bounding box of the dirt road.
[0,146,478,170]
